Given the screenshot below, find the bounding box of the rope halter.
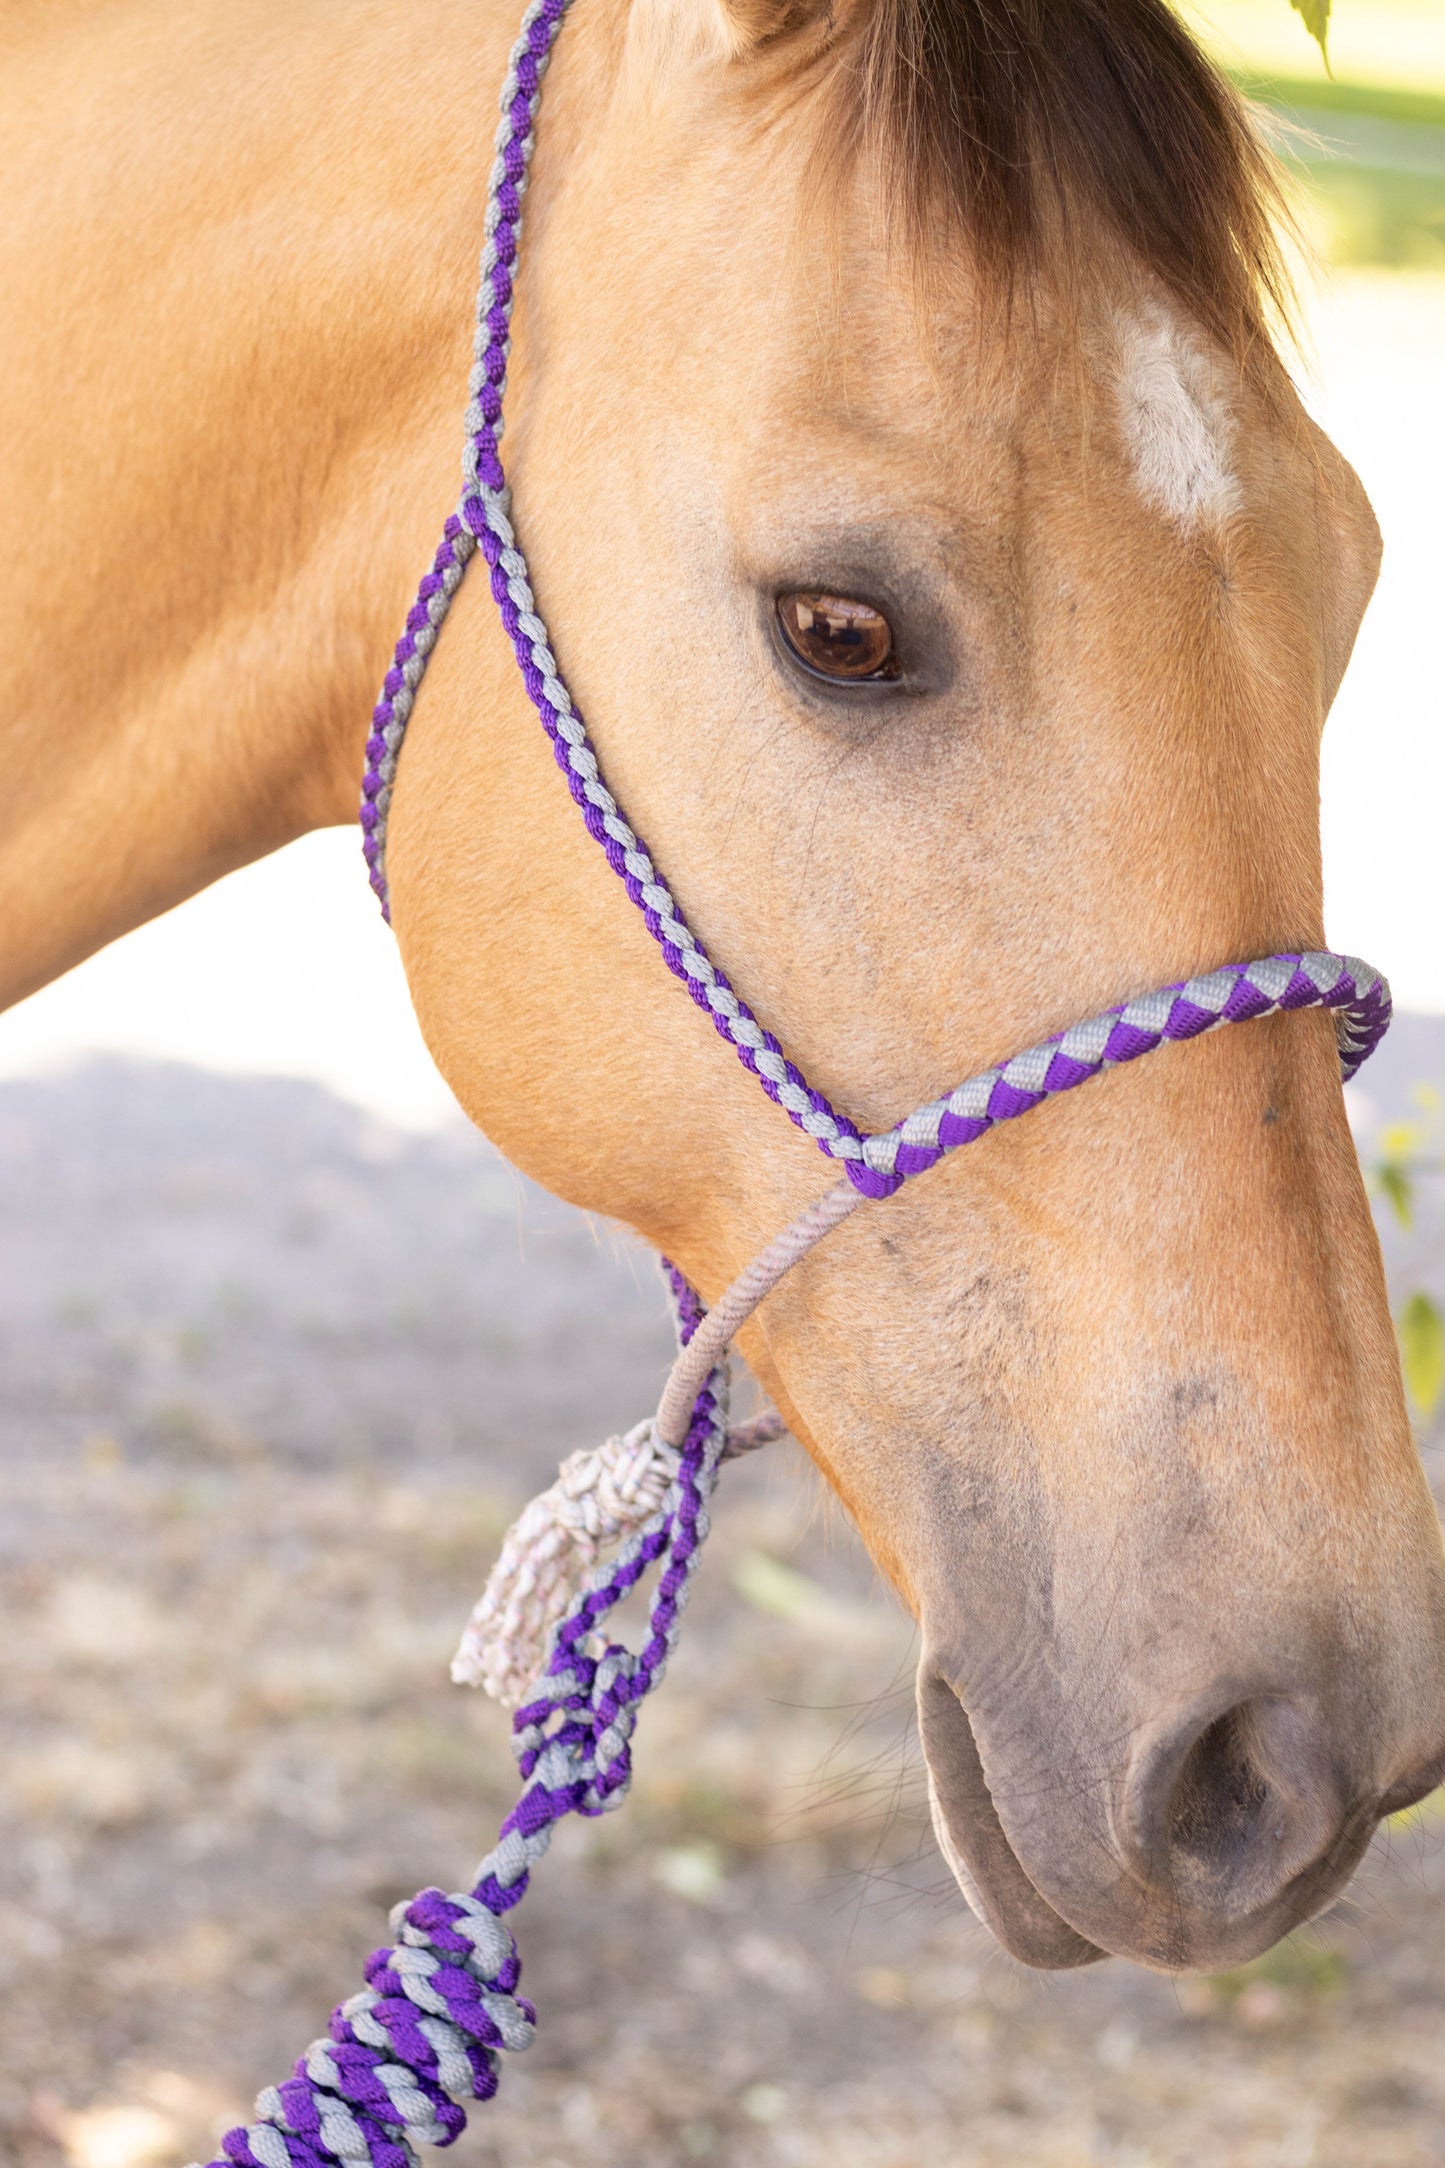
[197,0,1392,2162]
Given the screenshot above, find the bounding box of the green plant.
[1401,1292,1445,1422]
[1289,0,1330,63]
[1371,1086,1445,1424]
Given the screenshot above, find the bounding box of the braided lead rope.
[450,1418,682,1704]
[448,1184,859,1705]
[203,1275,729,2168]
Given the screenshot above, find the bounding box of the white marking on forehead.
[1114,306,1243,529]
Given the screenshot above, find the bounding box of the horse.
[4,0,1443,1982]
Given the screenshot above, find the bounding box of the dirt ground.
[5,1056,1445,2168]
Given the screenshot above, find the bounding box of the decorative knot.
[451,1419,678,1706]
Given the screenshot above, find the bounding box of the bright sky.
[0,266,1441,1131]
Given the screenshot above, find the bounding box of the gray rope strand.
[654,1179,863,1448]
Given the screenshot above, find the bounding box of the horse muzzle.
[919,1655,1445,1973]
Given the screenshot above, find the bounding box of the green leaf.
[1289,0,1331,65]
[1399,1292,1445,1421]
[731,1548,826,1621]
[1377,1161,1414,1229]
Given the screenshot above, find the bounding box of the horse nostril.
[1122,1693,1348,1923]
[1169,1707,1277,1874]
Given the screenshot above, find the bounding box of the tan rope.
[654,1178,862,1447]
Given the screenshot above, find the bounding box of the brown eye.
[776,592,900,682]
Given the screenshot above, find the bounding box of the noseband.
[207,2,1390,2161]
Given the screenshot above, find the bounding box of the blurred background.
[2,5,1443,2165]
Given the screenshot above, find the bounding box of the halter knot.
[450,1419,679,1705]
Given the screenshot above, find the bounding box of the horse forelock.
[740,0,1297,376]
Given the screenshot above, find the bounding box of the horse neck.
[0,0,561,1009]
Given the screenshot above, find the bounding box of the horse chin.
[918,1670,1105,1971]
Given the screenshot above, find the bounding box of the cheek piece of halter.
[208,2,1389,2162]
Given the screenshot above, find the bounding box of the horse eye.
[776,592,900,683]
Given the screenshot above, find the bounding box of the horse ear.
[632,0,834,64]
[711,0,833,52]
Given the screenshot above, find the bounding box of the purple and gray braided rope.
[211,1286,730,2168]
[196,3,1402,2163]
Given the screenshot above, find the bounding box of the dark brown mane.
[824,0,1292,364]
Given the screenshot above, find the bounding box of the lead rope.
[196,0,1395,2155]
[210,1275,730,2168]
